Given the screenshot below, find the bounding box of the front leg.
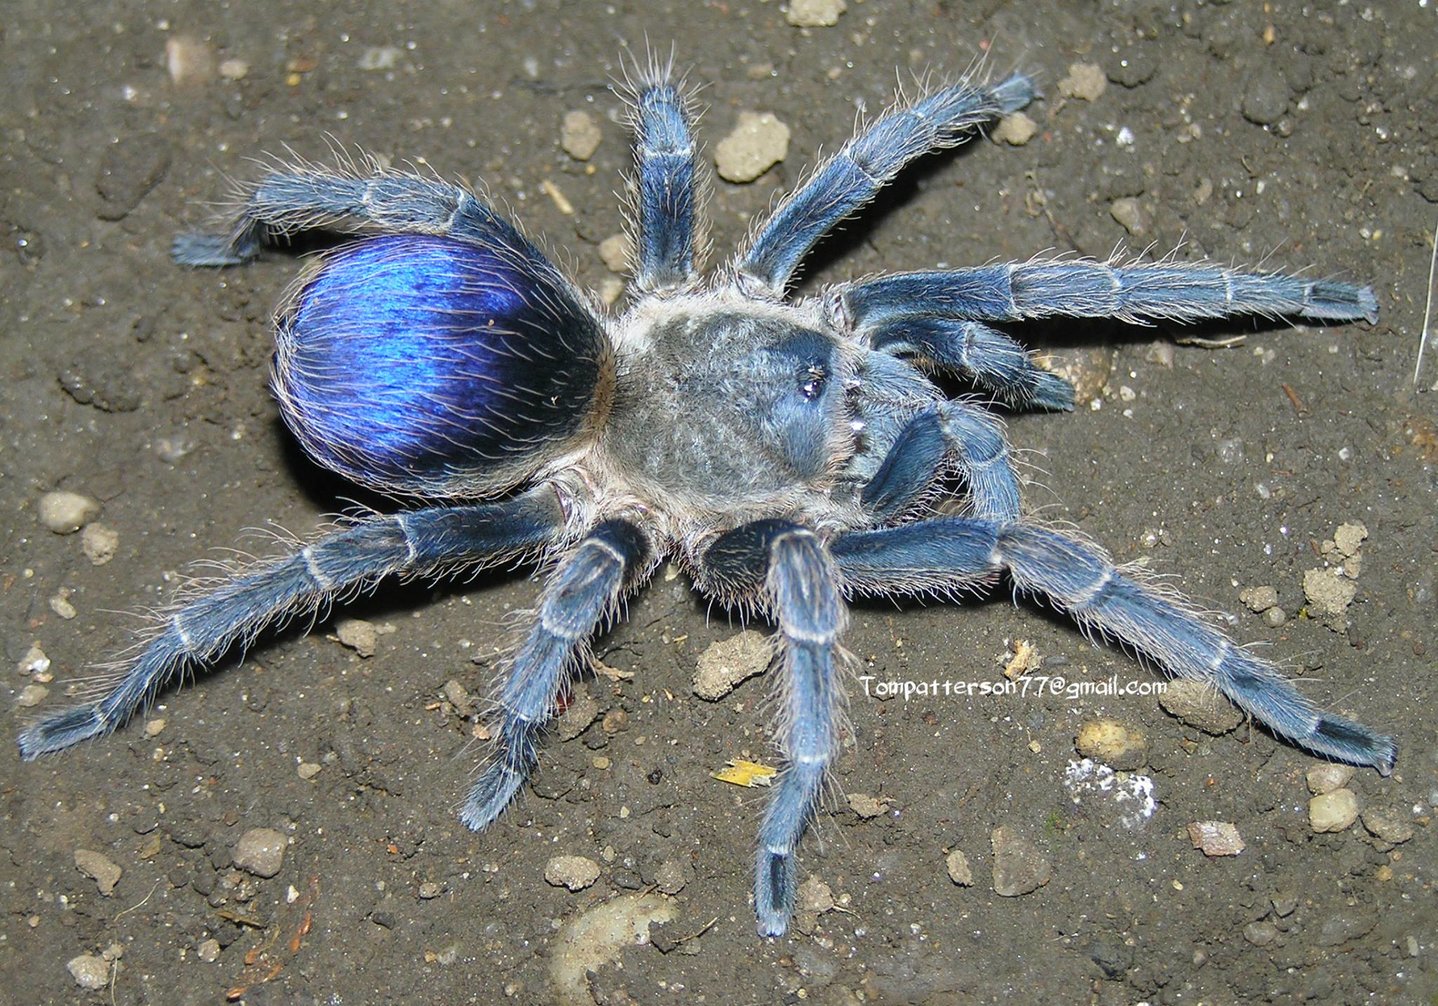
[702,520,847,936]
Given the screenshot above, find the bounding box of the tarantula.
[21,63,1394,937]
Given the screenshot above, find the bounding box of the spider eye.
[800,364,827,400]
[273,234,608,496]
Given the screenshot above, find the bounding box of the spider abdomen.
[273,234,610,497]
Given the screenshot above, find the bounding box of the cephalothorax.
[21,61,1393,937]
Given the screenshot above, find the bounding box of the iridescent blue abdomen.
[273,234,608,496]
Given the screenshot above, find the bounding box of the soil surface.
[3,3,1436,1004]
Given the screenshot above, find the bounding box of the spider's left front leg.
[701,520,847,937]
[460,519,654,830]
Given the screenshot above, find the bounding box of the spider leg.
[629,70,701,290]
[736,72,1034,292]
[870,318,1076,411]
[831,518,1397,773]
[172,166,537,269]
[460,519,653,829]
[836,260,1380,328]
[17,489,564,759]
[861,403,1021,522]
[702,520,847,937]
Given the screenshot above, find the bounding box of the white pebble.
[991,111,1037,146]
[1059,62,1107,101]
[545,854,601,891]
[74,848,123,896]
[786,0,846,27]
[38,490,101,534]
[714,112,790,183]
[1309,789,1359,833]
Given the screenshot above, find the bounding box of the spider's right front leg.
[702,520,847,937]
[460,519,653,830]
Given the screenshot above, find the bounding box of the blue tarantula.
[21,64,1393,937]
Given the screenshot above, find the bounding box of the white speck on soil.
[18,642,51,678]
[1063,758,1157,829]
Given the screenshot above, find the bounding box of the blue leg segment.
[861,403,1022,522]
[17,489,565,759]
[871,318,1075,411]
[840,261,1380,327]
[737,73,1035,291]
[701,521,846,936]
[630,75,699,289]
[459,519,652,830]
[832,518,1396,773]
[172,167,536,268]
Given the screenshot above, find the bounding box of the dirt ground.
[3,2,1436,1004]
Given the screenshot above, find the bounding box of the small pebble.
[1244,920,1280,947]
[233,827,287,878]
[74,849,123,895]
[991,111,1037,146]
[1303,568,1356,630]
[1306,763,1355,795]
[67,954,110,990]
[165,35,216,85]
[714,112,790,183]
[1309,789,1359,833]
[38,490,101,534]
[847,792,890,819]
[1075,718,1148,770]
[1239,585,1279,613]
[81,523,120,565]
[1187,820,1245,857]
[418,880,444,899]
[50,590,78,620]
[143,718,166,738]
[16,683,49,707]
[218,58,250,81]
[654,859,689,895]
[545,855,602,892]
[335,618,379,657]
[561,110,602,161]
[1109,197,1146,236]
[1158,679,1244,735]
[197,938,221,963]
[19,643,51,678]
[1058,62,1107,101]
[990,826,1052,896]
[297,761,321,779]
[785,0,846,27]
[945,849,974,886]
[797,876,835,913]
[1360,808,1414,845]
[599,233,632,274]
[693,630,770,700]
